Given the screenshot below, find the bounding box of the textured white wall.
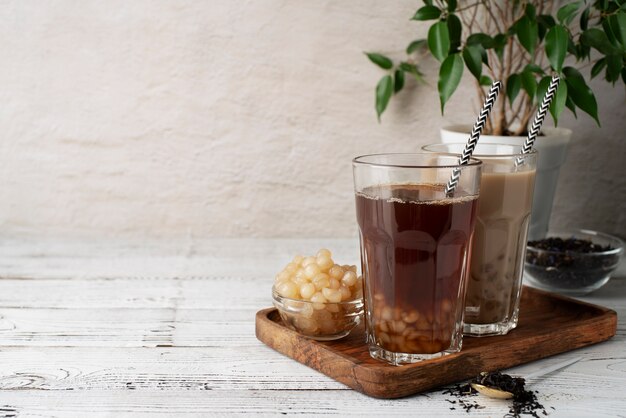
[0,0,624,240]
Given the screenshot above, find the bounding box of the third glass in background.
[423,144,537,337]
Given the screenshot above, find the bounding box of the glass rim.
[272,286,364,307]
[352,152,482,169]
[422,143,538,159]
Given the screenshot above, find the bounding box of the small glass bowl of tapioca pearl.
[272,249,364,341]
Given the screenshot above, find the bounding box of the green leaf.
[536,76,551,107]
[447,14,462,53]
[550,78,568,125]
[407,39,427,54]
[537,14,556,40]
[609,12,626,47]
[516,16,538,55]
[462,44,483,80]
[466,33,494,48]
[365,52,393,70]
[428,21,450,62]
[375,75,393,121]
[447,0,457,12]
[525,3,536,20]
[520,70,537,101]
[545,25,568,72]
[557,2,581,25]
[493,34,507,62]
[565,95,577,116]
[423,0,433,5]
[506,73,522,105]
[580,7,590,31]
[438,53,464,114]
[400,62,425,82]
[581,28,620,54]
[412,5,441,21]
[524,64,544,74]
[602,18,618,45]
[563,66,599,124]
[606,54,622,82]
[591,58,607,78]
[394,69,405,93]
[537,14,556,28]
[622,67,626,83]
[479,75,492,86]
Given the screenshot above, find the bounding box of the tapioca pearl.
[393,308,403,321]
[300,303,314,318]
[415,316,431,331]
[402,310,420,324]
[315,308,332,321]
[294,269,307,282]
[381,306,393,321]
[391,334,405,347]
[292,274,309,286]
[353,286,363,299]
[318,319,336,333]
[316,256,334,271]
[378,320,389,333]
[339,285,351,301]
[299,283,316,300]
[276,270,290,282]
[312,274,330,290]
[378,332,391,344]
[326,303,340,313]
[316,248,332,259]
[322,288,342,303]
[328,265,344,279]
[310,292,327,310]
[341,271,357,287]
[304,264,321,278]
[292,255,304,266]
[285,263,298,274]
[277,282,298,299]
[302,256,317,267]
[389,320,406,334]
[295,316,318,333]
[349,265,357,273]
[328,278,341,290]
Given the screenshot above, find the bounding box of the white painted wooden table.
[0,238,624,417]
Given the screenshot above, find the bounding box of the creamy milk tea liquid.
[464,168,536,333]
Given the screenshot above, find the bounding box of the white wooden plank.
[0,307,269,347]
[1,384,625,417]
[0,238,361,280]
[0,347,624,393]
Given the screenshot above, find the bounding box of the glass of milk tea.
[423,144,537,336]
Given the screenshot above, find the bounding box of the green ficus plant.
[366,0,626,135]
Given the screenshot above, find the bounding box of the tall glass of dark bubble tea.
[352,154,482,365]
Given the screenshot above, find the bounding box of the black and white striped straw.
[521,74,560,156]
[445,80,502,196]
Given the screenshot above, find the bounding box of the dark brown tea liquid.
[356,183,478,355]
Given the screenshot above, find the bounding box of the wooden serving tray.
[256,286,616,399]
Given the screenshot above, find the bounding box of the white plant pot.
[440,125,572,241]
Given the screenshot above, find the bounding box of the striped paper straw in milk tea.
[444,80,502,196]
[520,74,560,159]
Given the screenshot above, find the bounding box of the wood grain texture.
[256,286,617,398]
[0,239,624,416]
